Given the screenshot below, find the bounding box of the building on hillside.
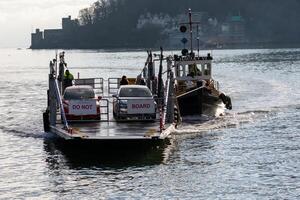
[62,16,79,30]
[167,13,246,49]
[219,15,246,45]
[31,29,43,48]
[166,12,210,49]
[30,16,79,49]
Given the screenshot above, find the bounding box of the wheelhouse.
[174,56,212,81]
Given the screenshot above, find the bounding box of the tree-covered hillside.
[31,0,300,49]
[76,0,300,48]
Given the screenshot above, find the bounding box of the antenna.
[197,24,200,56]
[188,8,193,54]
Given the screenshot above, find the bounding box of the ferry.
[43,52,176,150]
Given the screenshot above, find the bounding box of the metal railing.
[161,75,171,131]
[99,99,109,122]
[74,78,104,95]
[54,79,69,130]
[108,78,120,95]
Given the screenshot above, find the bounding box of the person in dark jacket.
[120,75,129,85]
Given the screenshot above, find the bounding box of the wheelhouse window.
[175,61,212,78]
[203,63,211,76]
[188,64,202,76]
[175,64,187,77]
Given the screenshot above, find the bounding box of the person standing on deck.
[120,75,129,85]
[57,52,67,94]
[63,70,74,92]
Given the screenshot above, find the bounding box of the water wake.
[173,109,272,136]
[0,125,45,139]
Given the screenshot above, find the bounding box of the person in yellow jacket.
[63,70,74,92]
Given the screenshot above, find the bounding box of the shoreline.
[3,43,300,52]
[29,42,300,51]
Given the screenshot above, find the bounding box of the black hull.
[43,138,170,167]
[177,87,223,117]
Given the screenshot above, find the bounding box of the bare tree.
[78,8,93,25]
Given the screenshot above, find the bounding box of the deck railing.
[54,79,69,130]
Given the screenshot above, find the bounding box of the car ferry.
[43,53,176,149]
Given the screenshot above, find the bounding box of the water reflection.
[43,137,173,169]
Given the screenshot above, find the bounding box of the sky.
[0,0,96,48]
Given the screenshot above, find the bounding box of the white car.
[113,85,156,121]
[62,85,101,121]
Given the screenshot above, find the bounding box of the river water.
[0,48,299,199]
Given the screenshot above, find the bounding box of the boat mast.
[197,24,200,56]
[188,8,193,54]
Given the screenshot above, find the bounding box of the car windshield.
[63,87,95,100]
[119,87,152,97]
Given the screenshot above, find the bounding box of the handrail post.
[164,57,175,124]
[49,73,57,126]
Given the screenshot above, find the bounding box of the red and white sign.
[127,99,155,114]
[69,100,97,115]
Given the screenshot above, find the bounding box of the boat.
[172,51,232,117]
[142,9,232,118]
